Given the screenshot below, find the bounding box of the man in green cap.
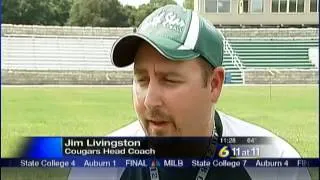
[68,4,310,180]
[112,4,224,138]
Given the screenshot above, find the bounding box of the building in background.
[194,0,318,27]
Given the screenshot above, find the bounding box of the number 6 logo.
[218,146,230,158]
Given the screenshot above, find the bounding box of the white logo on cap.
[146,10,186,33]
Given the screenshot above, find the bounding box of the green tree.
[133,0,177,27]
[123,5,137,27]
[2,0,20,24]
[133,4,155,27]
[150,0,177,7]
[2,0,72,25]
[68,0,129,27]
[51,0,73,25]
[183,0,194,9]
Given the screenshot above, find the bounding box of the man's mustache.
[144,109,173,122]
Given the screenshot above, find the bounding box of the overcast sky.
[118,0,184,7]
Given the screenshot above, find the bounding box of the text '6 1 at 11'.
[218,146,260,158]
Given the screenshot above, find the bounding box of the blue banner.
[23,137,63,158]
[18,136,276,158]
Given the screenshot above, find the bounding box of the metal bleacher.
[222,37,245,84]
[228,38,318,69]
[1,35,133,71]
[2,34,318,85]
[2,34,247,84]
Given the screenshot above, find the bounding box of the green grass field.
[1,85,319,179]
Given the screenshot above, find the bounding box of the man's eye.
[166,79,176,83]
[164,79,180,83]
[136,78,148,84]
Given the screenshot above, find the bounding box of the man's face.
[132,42,223,137]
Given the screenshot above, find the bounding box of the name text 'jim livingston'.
[64,138,141,148]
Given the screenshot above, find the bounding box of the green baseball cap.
[111,4,224,67]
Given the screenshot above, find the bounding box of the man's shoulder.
[108,121,145,137]
[218,111,274,137]
[219,111,310,179]
[218,111,301,158]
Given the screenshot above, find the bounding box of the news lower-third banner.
[1,136,319,168]
[14,136,275,158]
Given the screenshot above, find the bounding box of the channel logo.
[218,146,230,158]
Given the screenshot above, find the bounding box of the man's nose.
[144,81,162,109]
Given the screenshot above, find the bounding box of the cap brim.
[111,33,200,67]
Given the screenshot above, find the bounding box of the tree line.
[2,0,194,27]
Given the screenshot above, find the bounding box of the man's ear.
[210,67,225,103]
